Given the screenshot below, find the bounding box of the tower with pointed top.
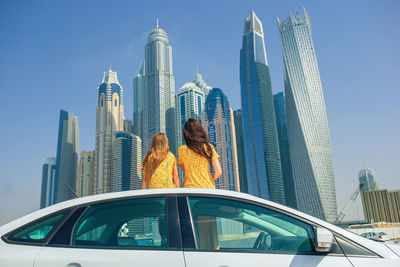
[93,69,124,194]
[143,20,176,154]
[240,11,285,204]
[277,8,337,221]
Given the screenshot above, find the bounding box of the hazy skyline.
[0,0,399,224]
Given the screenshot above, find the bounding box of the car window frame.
[177,193,352,257]
[65,194,182,251]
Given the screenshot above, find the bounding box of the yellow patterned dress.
[148,152,177,189]
[178,144,219,188]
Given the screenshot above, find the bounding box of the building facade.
[143,21,175,154]
[362,189,400,223]
[111,132,142,192]
[76,151,94,197]
[278,8,337,221]
[202,88,240,192]
[273,92,297,209]
[133,60,144,140]
[175,77,205,148]
[40,157,56,208]
[54,110,79,204]
[359,168,379,192]
[233,109,248,193]
[240,11,285,204]
[93,69,124,194]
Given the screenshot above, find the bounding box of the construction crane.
[335,186,360,224]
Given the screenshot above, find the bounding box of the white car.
[1,189,400,267]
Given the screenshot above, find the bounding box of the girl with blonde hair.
[142,133,180,189]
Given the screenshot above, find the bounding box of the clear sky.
[0,0,399,225]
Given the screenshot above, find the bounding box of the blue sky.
[0,0,399,224]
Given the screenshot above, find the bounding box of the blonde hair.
[142,133,169,184]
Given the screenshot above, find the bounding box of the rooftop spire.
[156,17,159,28]
[196,64,199,74]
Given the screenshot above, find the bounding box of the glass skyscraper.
[240,11,285,204]
[202,88,240,192]
[278,8,337,221]
[112,132,142,192]
[143,20,175,154]
[133,60,144,140]
[54,110,79,204]
[40,157,56,208]
[233,109,248,193]
[274,92,297,209]
[359,167,378,192]
[93,69,124,194]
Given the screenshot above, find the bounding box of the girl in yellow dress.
[142,133,180,189]
[178,118,222,188]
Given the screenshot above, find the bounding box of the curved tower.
[277,8,337,221]
[202,88,240,192]
[143,20,175,153]
[240,11,285,204]
[93,69,124,194]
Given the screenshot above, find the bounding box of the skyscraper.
[40,157,56,208]
[54,110,79,204]
[274,92,297,209]
[192,67,212,97]
[359,168,378,192]
[233,109,248,193]
[76,151,94,197]
[202,88,240,192]
[175,74,206,148]
[240,11,285,204]
[278,8,337,221]
[93,69,124,194]
[112,132,134,192]
[133,60,144,139]
[143,20,175,154]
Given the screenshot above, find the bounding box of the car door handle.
[67,263,81,267]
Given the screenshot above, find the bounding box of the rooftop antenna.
[196,64,199,74]
[66,184,79,198]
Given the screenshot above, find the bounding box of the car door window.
[72,197,168,248]
[187,197,315,253]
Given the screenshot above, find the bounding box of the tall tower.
[143,20,175,154]
[54,110,79,204]
[359,168,378,192]
[40,157,56,208]
[192,67,212,97]
[278,8,337,221]
[240,11,285,204]
[133,60,144,140]
[93,69,124,194]
[274,92,297,209]
[202,88,240,192]
[76,151,94,197]
[233,109,248,193]
[175,74,206,148]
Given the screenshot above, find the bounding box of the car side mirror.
[314,227,333,253]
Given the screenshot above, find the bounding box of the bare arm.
[142,172,148,189]
[173,164,180,188]
[179,163,185,172]
[211,157,222,181]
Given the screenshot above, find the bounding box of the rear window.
[4,209,71,244]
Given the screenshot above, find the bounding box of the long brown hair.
[183,118,212,161]
[142,133,169,183]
